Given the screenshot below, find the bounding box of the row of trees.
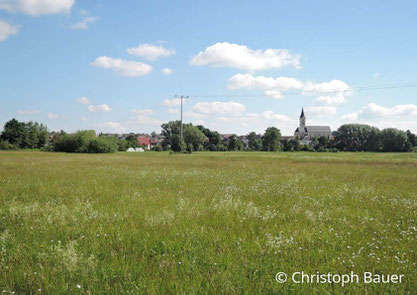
[332,124,416,152]
[1,119,416,153]
[160,121,283,152]
[0,119,48,150]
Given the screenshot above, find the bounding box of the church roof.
[305,126,331,133]
[300,108,305,118]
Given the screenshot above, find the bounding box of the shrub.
[0,141,17,150]
[152,145,163,152]
[52,131,116,153]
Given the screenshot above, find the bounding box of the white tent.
[135,147,145,152]
[126,147,136,152]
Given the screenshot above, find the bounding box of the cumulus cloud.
[341,103,417,133]
[47,112,60,119]
[161,68,173,76]
[160,98,183,106]
[91,56,152,77]
[193,101,246,115]
[314,93,346,105]
[167,108,178,114]
[303,80,352,107]
[228,73,304,99]
[190,42,300,72]
[127,44,176,61]
[102,121,126,133]
[17,109,40,115]
[0,19,19,41]
[303,80,352,97]
[0,0,75,16]
[343,103,417,121]
[76,97,91,104]
[208,111,296,135]
[131,109,155,116]
[72,16,99,30]
[88,104,111,112]
[305,106,337,117]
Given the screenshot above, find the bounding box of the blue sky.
[1,0,417,135]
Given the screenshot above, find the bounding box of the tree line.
[1,118,416,153]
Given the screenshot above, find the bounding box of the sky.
[1,0,417,135]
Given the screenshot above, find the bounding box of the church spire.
[300,108,305,118]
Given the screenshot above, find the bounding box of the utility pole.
[174,95,188,139]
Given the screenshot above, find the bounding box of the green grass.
[0,151,416,294]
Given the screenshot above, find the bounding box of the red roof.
[137,136,150,146]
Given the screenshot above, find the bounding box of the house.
[137,136,151,150]
[294,108,331,144]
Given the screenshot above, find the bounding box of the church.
[294,108,332,144]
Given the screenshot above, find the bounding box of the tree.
[247,132,262,151]
[196,125,222,151]
[261,127,281,151]
[161,120,181,149]
[183,126,206,151]
[381,128,411,152]
[125,134,139,148]
[284,138,301,151]
[170,134,185,152]
[333,124,382,152]
[1,119,28,147]
[406,130,417,147]
[227,135,243,151]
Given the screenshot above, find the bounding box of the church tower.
[299,108,306,131]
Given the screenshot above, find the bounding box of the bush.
[87,138,117,153]
[152,145,163,152]
[0,141,17,150]
[52,131,116,153]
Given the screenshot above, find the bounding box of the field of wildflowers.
[0,151,416,293]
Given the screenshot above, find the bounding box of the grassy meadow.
[0,151,416,294]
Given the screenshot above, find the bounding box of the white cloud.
[17,109,40,115]
[167,108,178,114]
[81,116,87,121]
[193,101,246,115]
[184,111,207,119]
[88,104,111,112]
[264,90,284,99]
[127,44,176,61]
[161,98,183,107]
[47,112,60,119]
[0,0,75,16]
[76,97,91,105]
[207,111,296,135]
[102,121,126,133]
[304,80,352,107]
[0,19,19,41]
[341,103,417,133]
[91,56,152,77]
[131,109,155,116]
[343,103,417,121]
[228,73,304,98]
[303,80,352,96]
[131,114,162,127]
[373,73,380,79]
[161,68,173,76]
[190,42,300,72]
[314,94,346,105]
[72,16,99,30]
[305,106,337,117]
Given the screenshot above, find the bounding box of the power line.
[183,82,417,98]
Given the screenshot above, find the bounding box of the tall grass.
[0,151,416,293]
